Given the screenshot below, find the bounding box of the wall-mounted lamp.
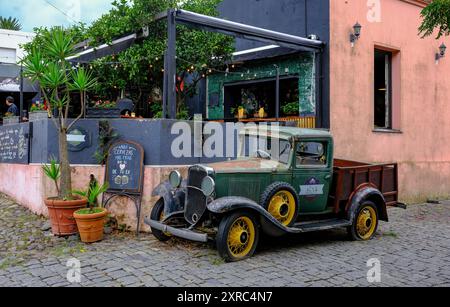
[350,22,362,47]
[435,43,447,63]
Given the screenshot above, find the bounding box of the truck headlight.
[201,176,215,197]
[169,170,182,189]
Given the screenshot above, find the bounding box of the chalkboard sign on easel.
[103,140,145,235]
[105,141,144,192]
[0,123,31,165]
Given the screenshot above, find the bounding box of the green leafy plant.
[30,103,47,112]
[23,27,97,200]
[281,101,300,116]
[94,120,120,165]
[230,105,245,117]
[419,0,450,39]
[0,16,22,31]
[73,176,109,214]
[92,100,117,109]
[42,158,61,195]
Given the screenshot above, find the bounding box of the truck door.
[292,139,333,214]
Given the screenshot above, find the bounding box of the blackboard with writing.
[0,124,30,164]
[105,141,144,193]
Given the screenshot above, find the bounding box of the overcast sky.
[0,0,113,32]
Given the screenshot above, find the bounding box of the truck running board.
[290,219,352,233]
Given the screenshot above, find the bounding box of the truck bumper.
[145,218,209,243]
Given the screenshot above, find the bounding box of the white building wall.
[0,29,35,64]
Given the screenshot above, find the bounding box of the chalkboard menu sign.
[105,141,144,193]
[0,124,30,165]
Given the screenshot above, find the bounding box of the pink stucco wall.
[330,0,450,201]
[0,163,186,232]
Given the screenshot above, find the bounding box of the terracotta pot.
[74,208,108,243]
[44,198,88,236]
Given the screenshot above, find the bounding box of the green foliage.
[69,67,98,92]
[0,16,22,31]
[42,158,61,194]
[94,120,120,165]
[23,27,98,199]
[22,0,233,120]
[281,102,300,116]
[419,0,450,38]
[30,104,46,112]
[73,178,109,212]
[83,0,234,114]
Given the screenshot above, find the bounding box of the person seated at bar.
[5,96,19,116]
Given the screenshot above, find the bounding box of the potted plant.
[231,106,246,119]
[73,178,109,243]
[281,101,300,117]
[86,100,121,118]
[42,159,87,236]
[29,102,49,121]
[23,28,97,236]
[3,112,19,125]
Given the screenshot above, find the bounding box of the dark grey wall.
[217,0,331,128]
[27,119,241,166]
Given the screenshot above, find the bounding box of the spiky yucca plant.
[0,16,22,31]
[23,27,97,200]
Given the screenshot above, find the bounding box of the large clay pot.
[74,208,108,243]
[44,198,88,236]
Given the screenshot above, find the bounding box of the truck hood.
[208,158,286,174]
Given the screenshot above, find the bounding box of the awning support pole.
[167,9,177,119]
[275,65,280,119]
[162,50,168,118]
[20,64,24,121]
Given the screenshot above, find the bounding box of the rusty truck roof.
[239,126,332,140]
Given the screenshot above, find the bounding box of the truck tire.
[216,212,260,262]
[348,201,379,241]
[150,199,172,242]
[260,182,299,227]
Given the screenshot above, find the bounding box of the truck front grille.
[185,165,208,225]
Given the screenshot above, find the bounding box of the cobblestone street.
[0,193,449,287]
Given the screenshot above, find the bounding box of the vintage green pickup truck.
[145,127,399,262]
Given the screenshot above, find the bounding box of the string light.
[64,55,321,81]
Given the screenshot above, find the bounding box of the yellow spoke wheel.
[227,217,255,258]
[217,213,260,262]
[349,202,379,241]
[356,206,377,240]
[268,191,297,226]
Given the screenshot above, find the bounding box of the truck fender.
[207,197,290,237]
[152,181,185,215]
[346,186,389,223]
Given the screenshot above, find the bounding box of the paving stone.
[0,192,449,287]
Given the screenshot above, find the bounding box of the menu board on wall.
[105,140,144,193]
[0,124,30,164]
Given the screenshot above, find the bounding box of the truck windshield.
[238,135,292,166]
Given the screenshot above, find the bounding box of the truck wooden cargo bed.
[330,159,399,212]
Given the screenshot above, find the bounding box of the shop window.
[223,77,299,120]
